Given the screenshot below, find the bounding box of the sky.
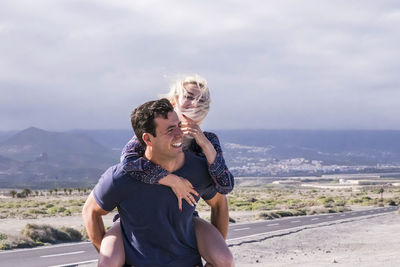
[1,0,400,131]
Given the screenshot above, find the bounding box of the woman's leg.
[98,220,126,267]
[193,217,234,267]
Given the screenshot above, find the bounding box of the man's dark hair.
[131,98,174,147]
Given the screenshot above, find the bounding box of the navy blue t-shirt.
[93,151,217,267]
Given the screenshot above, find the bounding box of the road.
[0,206,397,267]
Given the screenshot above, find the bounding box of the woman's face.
[178,83,201,109]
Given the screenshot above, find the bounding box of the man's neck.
[144,149,185,173]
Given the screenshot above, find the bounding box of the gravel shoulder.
[229,211,400,266]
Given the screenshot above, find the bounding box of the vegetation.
[0,189,89,219]
[0,184,399,250]
[9,190,17,198]
[22,224,82,244]
[1,186,399,220]
[196,185,400,221]
[0,224,84,250]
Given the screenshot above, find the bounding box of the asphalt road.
[0,206,397,267]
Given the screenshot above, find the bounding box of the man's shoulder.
[101,162,131,183]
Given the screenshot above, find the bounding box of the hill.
[0,154,21,170]
[0,127,111,163]
[0,127,119,188]
[1,128,400,188]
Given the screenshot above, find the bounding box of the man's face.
[151,111,183,158]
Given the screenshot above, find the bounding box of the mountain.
[70,129,133,150]
[0,155,21,170]
[0,130,17,143]
[0,127,118,166]
[0,127,120,189]
[2,128,400,188]
[0,127,108,157]
[78,128,400,165]
[214,129,400,153]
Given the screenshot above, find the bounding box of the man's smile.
[171,142,182,148]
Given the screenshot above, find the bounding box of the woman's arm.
[121,135,199,208]
[180,117,234,194]
[121,135,169,184]
[202,132,235,194]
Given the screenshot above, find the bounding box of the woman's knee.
[98,255,123,267]
[192,217,234,267]
[210,248,234,267]
[99,221,125,267]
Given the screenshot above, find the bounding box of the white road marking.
[234,227,250,231]
[48,259,98,267]
[0,241,92,254]
[267,223,279,226]
[228,232,274,242]
[327,216,333,218]
[291,220,301,223]
[311,218,319,221]
[41,251,85,258]
[340,214,345,217]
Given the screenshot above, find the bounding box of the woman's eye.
[185,95,195,100]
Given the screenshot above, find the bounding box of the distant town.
[222,143,400,177]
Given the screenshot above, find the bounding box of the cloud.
[1,0,399,130]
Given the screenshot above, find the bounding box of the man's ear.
[142,133,152,147]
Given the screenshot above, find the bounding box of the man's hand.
[159,174,199,211]
[205,193,229,239]
[82,191,109,251]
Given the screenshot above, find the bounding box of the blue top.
[120,132,234,194]
[93,151,217,267]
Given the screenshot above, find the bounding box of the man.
[83,98,232,266]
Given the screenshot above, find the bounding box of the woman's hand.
[181,114,217,164]
[159,174,199,211]
[180,114,210,147]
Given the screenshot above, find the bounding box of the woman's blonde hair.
[162,74,211,125]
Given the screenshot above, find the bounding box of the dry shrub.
[21,224,82,244]
[61,227,82,241]
[0,233,7,240]
[0,235,36,250]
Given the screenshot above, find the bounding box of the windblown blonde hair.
[161,75,211,125]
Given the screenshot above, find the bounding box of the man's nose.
[174,127,183,137]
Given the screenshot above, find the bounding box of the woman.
[99,75,235,267]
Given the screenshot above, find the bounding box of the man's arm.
[204,193,229,239]
[82,191,109,251]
